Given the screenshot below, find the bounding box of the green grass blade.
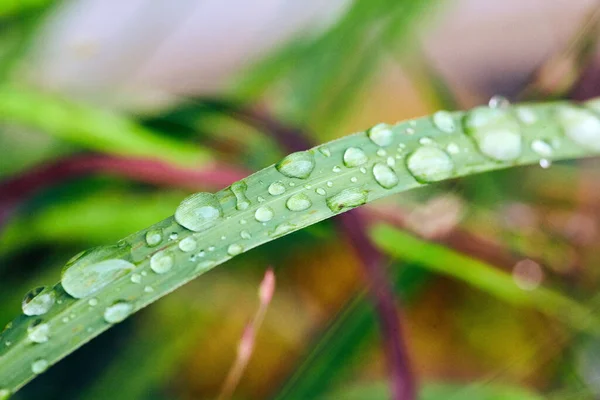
[1,97,600,394]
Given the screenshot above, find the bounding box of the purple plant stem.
[235,107,415,400]
[0,153,247,228]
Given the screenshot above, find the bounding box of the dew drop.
[269,222,297,238]
[406,146,454,183]
[169,233,178,241]
[326,188,369,213]
[61,246,135,299]
[150,251,174,274]
[27,320,50,343]
[516,107,537,125]
[316,188,326,196]
[326,181,333,187]
[178,237,197,253]
[257,196,266,202]
[268,181,286,196]
[464,107,522,161]
[227,244,244,256]
[446,143,460,154]
[376,149,387,157]
[145,229,162,247]
[208,246,215,252]
[240,230,252,240]
[103,301,133,324]
[368,123,393,146]
[372,163,399,189]
[144,286,154,293]
[360,167,367,174]
[276,151,315,179]
[488,95,510,109]
[196,260,216,272]
[231,181,251,210]
[332,166,342,173]
[22,286,56,316]
[531,139,553,157]
[175,192,223,232]
[387,156,395,167]
[286,193,312,211]
[539,159,552,169]
[130,273,142,284]
[319,147,331,157]
[240,219,247,225]
[556,106,600,150]
[255,206,274,222]
[343,147,368,167]
[88,298,98,306]
[419,137,434,146]
[31,359,49,374]
[432,110,456,133]
[350,177,358,183]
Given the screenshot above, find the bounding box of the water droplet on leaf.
[150,251,174,274]
[343,147,368,167]
[145,229,163,247]
[326,188,368,213]
[104,301,133,324]
[175,192,222,232]
[268,181,286,196]
[556,106,600,150]
[372,163,399,189]
[230,181,251,210]
[464,107,522,161]
[286,193,312,211]
[368,123,393,146]
[31,359,48,374]
[22,286,56,316]
[27,320,50,343]
[255,206,274,222]
[432,110,456,133]
[276,151,315,179]
[227,244,244,256]
[178,237,197,253]
[406,146,454,183]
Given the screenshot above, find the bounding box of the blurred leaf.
[0,0,52,19]
[370,225,600,335]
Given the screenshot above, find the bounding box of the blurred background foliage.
[2,0,600,399]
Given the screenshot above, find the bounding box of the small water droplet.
[257,196,266,202]
[326,181,333,187]
[286,193,312,211]
[368,123,393,146]
[178,237,197,252]
[145,229,163,247]
[31,359,49,374]
[332,166,342,173]
[326,188,369,213]
[227,244,244,256]
[516,107,537,125]
[130,273,142,284]
[61,246,134,299]
[360,167,367,174]
[230,181,251,210]
[240,230,252,240]
[343,147,368,167]
[419,137,435,146]
[319,147,331,157]
[144,286,154,293]
[376,149,387,157]
[446,143,460,154]
[208,246,215,252]
[405,128,415,135]
[276,151,315,179]
[350,177,358,183]
[531,139,553,157]
[316,188,327,196]
[269,222,297,238]
[240,219,247,225]
[196,260,215,272]
[432,110,456,133]
[175,192,223,232]
[197,251,205,258]
[169,233,178,241]
[464,107,522,161]
[150,251,174,274]
[22,286,56,316]
[27,320,50,343]
[372,163,399,189]
[268,181,286,196]
[539,159,552,169]
[88,298,98,306]
[556,106,600,150]
[406,146,454,183]
[386,156,395,167]
[488,95,510,109]
[103,301,133,324]
[255,206,274,222]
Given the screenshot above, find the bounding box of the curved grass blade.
[2,97,600,394]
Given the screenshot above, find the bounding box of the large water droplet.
[61,246,135,299]
[406,146,454,183]
[276,151,315,179]
[231,181,251,210]
[31,359,49,374]
[178,237,197,253]
[27,320,50,343]
[268,181,286,196]
[145,229,162,247]
[255,206,274,222]
[227,244,244,256]
[556,106,600,150]
[175,192,222,232]
[286,193,312,211]
[432,111,456,133]
[464,107,522,161]
[343,147,368,167]
[326,188,368,213]
[372,163,399,189]
[150,251,174,274]
[103,301,133,324]
[22,286,56,316]
[368,123,393,147]
[269,222,297,238]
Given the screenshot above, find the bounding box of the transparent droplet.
[531,139,553,157]
[175,192,223,232]
[326,181,333,188]
[350,177,358,183]
[326,188,369,213]
[332,166,342,173]
[316,188,327,196]
[195,260,216,273]
[319,147,331,157]
[169,233,178,241]
[360,167,367,174]
[27,320,50,343]
[556,106,600,151]
[268,181,286,196]
[269,222,296,238]
[488,95,510,109]
[372,163,399,189]
[286,193,312,211]
[255,206,274,222]
[419,137,434,146]
[275,151,315,179]
[376,149,387,157]
[446,143,460,154]
[516,107,537,125]
[145,229,163,247]
[387,156,395,167]
[432,110,456,133]
[22,286,56,316]
[257,196,266,202]
[240,230,252,240]
[406,146,454,183]
[539,159,552,169]
[144,286,154,293]
[31,359,49,374]
[464,107,522,161]
[150,251,174,274]
[231,181,251,210]
[130,273,142,284]
[227,244,244,256]
[343,147,368,167]
[88,298,98,306]
[368,123,393,147]
[61,246,135,299]
[103,301,133,324]
[178,237,197,253]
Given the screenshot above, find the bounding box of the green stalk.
[2,97,600,395]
